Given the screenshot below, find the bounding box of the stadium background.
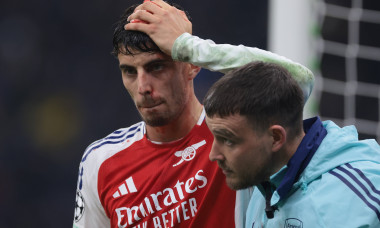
[0,0,378,227]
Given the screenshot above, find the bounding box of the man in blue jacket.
[204,61,380,227]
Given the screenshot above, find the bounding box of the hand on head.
[124,0,192,56]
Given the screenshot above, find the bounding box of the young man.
[73,1,314,227]
[204,61,380,227]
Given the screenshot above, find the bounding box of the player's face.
[206,114,273,190]
[118,51,192,126]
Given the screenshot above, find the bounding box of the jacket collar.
[259,116,327,217]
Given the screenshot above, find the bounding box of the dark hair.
[111,2,191,57]
[203,61,304,137]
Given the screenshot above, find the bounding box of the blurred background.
[0,0,379,227]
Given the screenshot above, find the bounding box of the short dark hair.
[112,2,190,57]
[204,61,304,137]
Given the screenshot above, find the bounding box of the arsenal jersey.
[73,110,236,227]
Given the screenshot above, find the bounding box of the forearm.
[172,33,315,102]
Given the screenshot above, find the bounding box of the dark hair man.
[204,61,380,227]
[73,1,314,227]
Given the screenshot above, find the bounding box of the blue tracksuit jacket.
[238,116,380,228]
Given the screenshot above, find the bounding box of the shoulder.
[73,122,145,226]
[80,122,145,168]
[326,162,380,205]
[76,121,145,193]
[307,161,380,226]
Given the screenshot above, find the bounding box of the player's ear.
[269,125,286,152]
[186,64,201,80]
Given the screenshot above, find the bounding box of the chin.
[226,178,244,190]
[145,118,170,127]
[226,177,254,190]
[141,108,182,127]
[140,113,171,127]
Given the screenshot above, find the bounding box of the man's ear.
[186,64,201,80]
[269,125,286,152]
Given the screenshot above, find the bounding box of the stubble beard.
[140,97,186,127]
[141,111,174,127]
[219,160,257,190]
[227,173,256,190]
[137,82,189,127]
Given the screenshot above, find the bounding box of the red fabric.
[98,120,235,227]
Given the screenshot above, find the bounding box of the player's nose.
[137,71,153,95]
[209,142,224,162]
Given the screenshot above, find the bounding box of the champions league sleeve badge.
[74,190,85,222]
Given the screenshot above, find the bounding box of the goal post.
[269,0,380,142]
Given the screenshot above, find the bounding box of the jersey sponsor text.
[115,170,207,227]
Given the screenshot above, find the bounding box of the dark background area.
[0,0,268,227]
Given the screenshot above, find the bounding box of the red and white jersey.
[73,110,236,228]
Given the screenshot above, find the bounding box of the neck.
[272,131,306,175]
[287,131,305,160]
[145,96,203,143]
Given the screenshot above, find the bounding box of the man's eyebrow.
[212,128,237,139]
[119,64,133,70]
[145,59,170,67]
[119,59,170,70]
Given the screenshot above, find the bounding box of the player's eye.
[120,66,137,79]
[123,67,137,75]
[224,139,235,147]
[216,136,235,147]
[148,63,164,72]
